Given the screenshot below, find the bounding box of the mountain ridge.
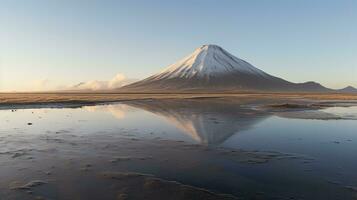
[337,86,357,93]
[121,45,343,93]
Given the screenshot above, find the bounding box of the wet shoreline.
[1,98,357,199]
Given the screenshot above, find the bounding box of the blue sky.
[0,0,356,91]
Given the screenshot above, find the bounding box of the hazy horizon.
[1,0,356,92]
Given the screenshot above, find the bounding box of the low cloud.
[21,73,136,92]
[84,104,134,119]
[108,74,127,88]
[68,73,136,91]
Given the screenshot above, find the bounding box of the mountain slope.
[122,44,330,92]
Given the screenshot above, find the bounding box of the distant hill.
[337,86,357,93]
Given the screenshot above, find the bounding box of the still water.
[1,100,357,199]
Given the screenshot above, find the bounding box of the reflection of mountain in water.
[125,99,269,145]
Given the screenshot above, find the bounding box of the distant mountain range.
[120,44,355,93]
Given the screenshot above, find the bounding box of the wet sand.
[1,124,355,199]
[0,129,304,200]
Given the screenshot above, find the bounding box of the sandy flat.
[1,92,357,108]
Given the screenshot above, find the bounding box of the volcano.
[122,44,330,92]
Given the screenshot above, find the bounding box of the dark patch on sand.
[10,180,47,190]
[100,172,239,200]
[262,102,357,120]
[275,110,342,120]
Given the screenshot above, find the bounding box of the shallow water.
[1,100,357,199]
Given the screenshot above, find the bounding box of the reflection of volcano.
[125,99,269,145]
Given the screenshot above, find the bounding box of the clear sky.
[0,0,356,91]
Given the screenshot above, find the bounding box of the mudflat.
[1,92,357,106]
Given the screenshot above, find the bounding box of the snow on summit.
[153,44,269,80]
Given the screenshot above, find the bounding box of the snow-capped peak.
[152,44,269,80]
